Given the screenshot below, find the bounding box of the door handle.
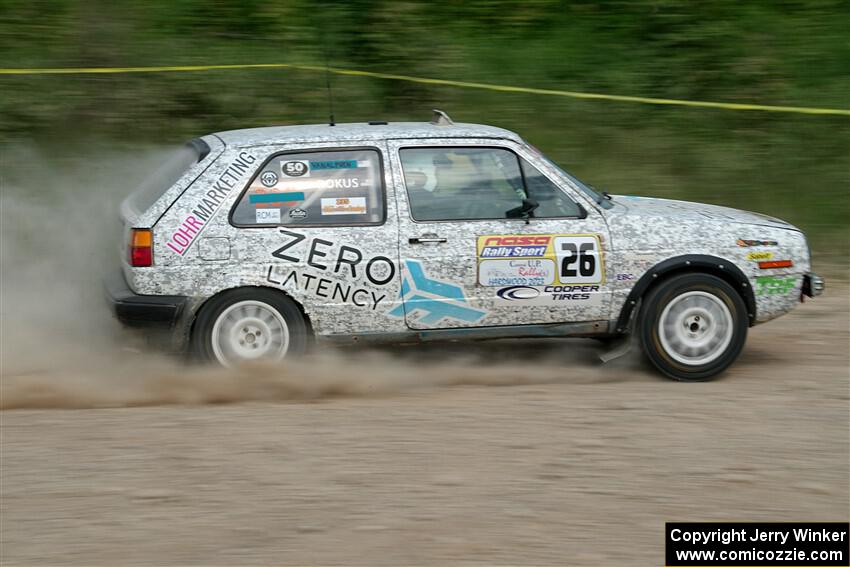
[409,235,447,244]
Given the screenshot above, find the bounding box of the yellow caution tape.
[1,63,848,116]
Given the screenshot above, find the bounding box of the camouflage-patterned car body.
[119,121,813,349]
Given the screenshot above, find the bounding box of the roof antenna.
[322,37,336,127]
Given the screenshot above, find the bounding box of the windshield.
[523,143,613,209]
[127,139,208,214]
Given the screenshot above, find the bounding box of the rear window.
[230,148,384,226]
[127,139,209,214]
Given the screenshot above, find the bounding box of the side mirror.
[506,198,540,221]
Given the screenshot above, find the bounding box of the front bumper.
[104,271,188,328]
[802,272,825,298]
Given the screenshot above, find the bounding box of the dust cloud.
[0,144,637,411]
[0,349,634,410]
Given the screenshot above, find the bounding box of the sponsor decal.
[616,273,635,281]
[478,259,556,286]
[309,159,359,170]
[269,178,363,191]
[321,197,367,215]
[266,230,397,310]
[758,259,793,269]
[255,208,280,224]
[388,260,486,325]
[282,160,310,177]
[747,251,774,261]
[266,266,387,310]
[165,151,257,255]
[496,284,603,306]
[270,230,395,285]
[737,238,779,247]
[260,170,278,187]
[497,286,540,300]
[249,192,305,205]
[479,235,551,258]
[756,276,797,295]
[477,234,604,285]
[288,208,307,219]
[322,178,360,189]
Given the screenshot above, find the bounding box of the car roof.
[213,121,523,148]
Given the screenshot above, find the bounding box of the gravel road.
[1,284,848,566]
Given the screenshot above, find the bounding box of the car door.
[387,138,612,330]
[215,141,408,336]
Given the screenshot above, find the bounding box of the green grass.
[1,0,847,261]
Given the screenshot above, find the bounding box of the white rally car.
[106,111,824,380]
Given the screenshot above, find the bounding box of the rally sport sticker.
[476,234,604,286]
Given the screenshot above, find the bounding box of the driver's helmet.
[405,152,446,193]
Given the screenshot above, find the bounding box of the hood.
[611,195,797,231]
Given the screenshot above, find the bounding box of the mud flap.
[599,298,641,364]
[599,337,633,363]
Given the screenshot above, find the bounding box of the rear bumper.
[802,272,825,298]
[104,271,188,328]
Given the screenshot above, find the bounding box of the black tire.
[639,273,748,381]
[191,287,309,366]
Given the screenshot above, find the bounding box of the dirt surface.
[1,284,849,566]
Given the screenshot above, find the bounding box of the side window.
[400,147,525,221]
[520,158,583,218]
[231,149,384,226]
[399,147,581,221]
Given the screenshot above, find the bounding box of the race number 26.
[554,235,603,284]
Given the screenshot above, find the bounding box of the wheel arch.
[183,285,314,346]
[614,254,755,333]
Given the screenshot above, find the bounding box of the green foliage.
[0,0,847,260]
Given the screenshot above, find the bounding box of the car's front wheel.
[639,273,748,381]
[191,288,308,367]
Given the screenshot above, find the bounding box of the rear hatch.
[120,137,222,266]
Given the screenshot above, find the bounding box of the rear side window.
[127,140,208,214]
[231,149,384,226]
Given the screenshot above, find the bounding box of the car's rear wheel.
[639,273,747,381]
[192,288,308,367]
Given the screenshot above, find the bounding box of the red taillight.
[129,229,153,267]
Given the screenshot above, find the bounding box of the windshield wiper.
[587,183,611,204]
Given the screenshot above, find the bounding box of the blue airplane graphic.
[388,260,486,325]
